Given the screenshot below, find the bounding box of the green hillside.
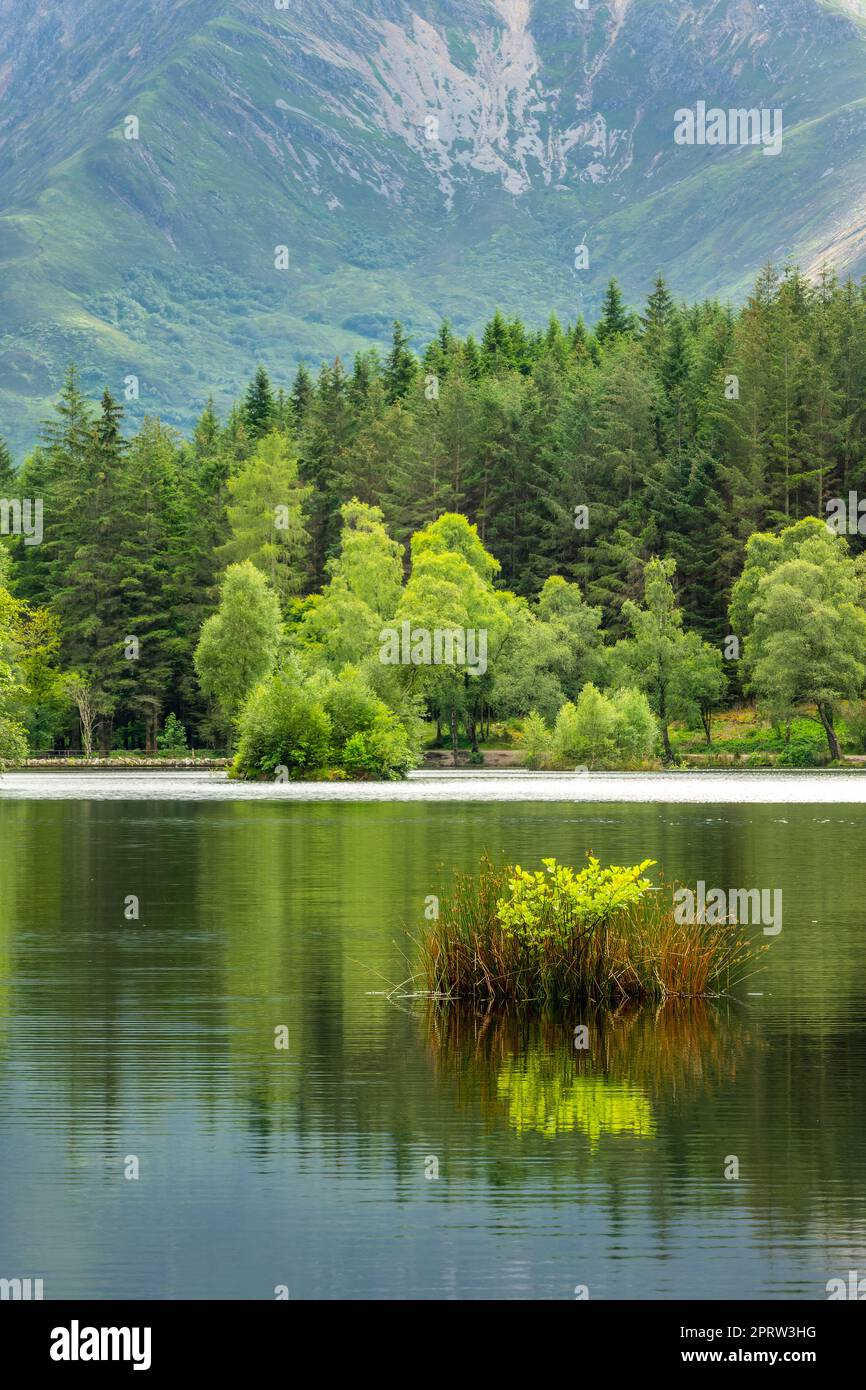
[2,0,866,454]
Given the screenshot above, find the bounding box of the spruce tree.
[290,363,314,430]
[383,322,418,402]
[462,335,483,380]
[481,309,512,374]
[304,359,355,579]
[596,279,635,345]
[53,389,128,749]
[244,366,276,439]
[0,437,14,489]
[193,398,220,458]
[15,364,93,611]
[640,274,674,358]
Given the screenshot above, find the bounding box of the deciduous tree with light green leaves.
[522,683,657,769]
[194,561,283,745]
[219,430,311,605]
[395,513,511,761]
[729,516,866,759]
[610,555,724,761]
[0,548,60,764]
[0,575,28,766]
[488,577,604,724]
[296,500,404,671]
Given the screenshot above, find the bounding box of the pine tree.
[596,279,635,345]
[383,322,418,403]
[193,398,220,458]
[481,309,513,374]
[304,359,356,579]
[541,314,570,371]
[52,389,128,749]
[244,366,276,439]
[571,318,588,356]
[115,417,179,749]
[462,335,483,381]
[659,312,694,460]
[640,274,674,358]
[15,364,93,612]
[0,437,14,489]
[290,363,314,431]
[350,349,381,410]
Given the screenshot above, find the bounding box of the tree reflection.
[426,1002,756,1145]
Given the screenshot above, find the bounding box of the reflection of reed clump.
[426,1002,755,1142]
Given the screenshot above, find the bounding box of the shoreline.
[4,767,866,803]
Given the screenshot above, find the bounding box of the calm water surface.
[1,777,864,1299]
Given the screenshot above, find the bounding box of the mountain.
[2,0,866,454]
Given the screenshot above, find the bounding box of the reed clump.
[420,854,762,1006]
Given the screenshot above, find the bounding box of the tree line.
[2,262,866,766]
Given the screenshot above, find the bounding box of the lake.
[1,775,864,1299]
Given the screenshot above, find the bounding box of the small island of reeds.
[419,855,763,1007]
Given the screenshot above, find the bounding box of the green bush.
[781,737,826,768]
[843,702,866,753]
[496,857,656,948]
[341,709,415,779]
[233,663,417,779]
[312,666,387,746]
[157,713,189,753]
[610,687,658,763]
[522,709,553,768]
[522,684,657,769]
[233,669,333,778]
[554,684,612,766]
[0,712,28,768]
[421,854,762,1006]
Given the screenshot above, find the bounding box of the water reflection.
[426,1003,755,1145]
[2,795,866,1297]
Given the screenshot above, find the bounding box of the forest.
[3,262,866,773]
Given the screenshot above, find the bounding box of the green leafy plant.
[496,856,655,947]
[157,712,189,753]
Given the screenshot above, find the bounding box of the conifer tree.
[0,437,14,489]
[596,279,635,345]
[383,322,418,402]
[290,363,314,430]
[481,309,512,374]
[244,366,276,439]
[640,274,674,357]
[462,335,483,380]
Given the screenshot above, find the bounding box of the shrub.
[781,737,826,768]
[0,712,28,769]
[610,687,658,763]
[232,670,333,778]
[843,702,866,753]
[233,663,418,779]
[563,683,614,766]
[522,683,658,769]
[341,709,415,779]
[549,700,581,764]
[496,857,655,948]
[313,665,387,746]
[316,665,417,777]
[157,713,189,753]
[522,709,554,768]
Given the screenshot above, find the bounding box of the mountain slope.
[1,0,866,453]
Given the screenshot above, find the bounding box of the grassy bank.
[421,705,866,770]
